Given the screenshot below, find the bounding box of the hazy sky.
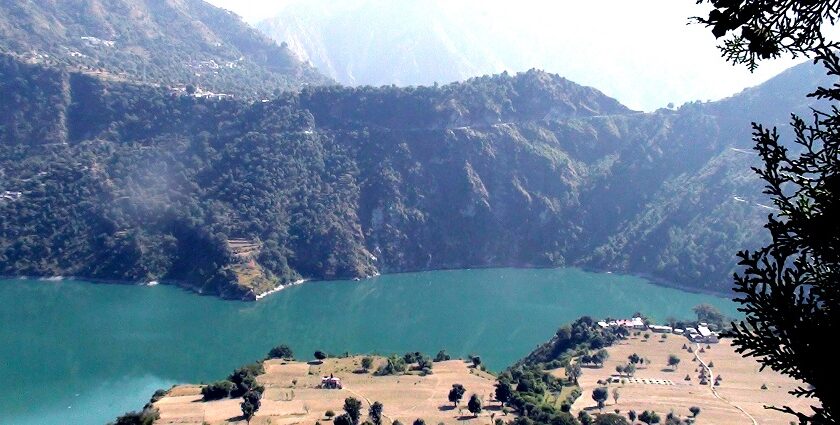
[206,0,807,110]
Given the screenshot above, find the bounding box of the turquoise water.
[0,268,738,424]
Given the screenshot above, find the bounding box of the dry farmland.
[154,356,503,425]
[570,334,818,424]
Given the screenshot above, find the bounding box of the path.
[693,343,758,425]
[343,387,395,423]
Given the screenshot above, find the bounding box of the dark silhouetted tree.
[369,401,384,425]
[468,394,482,417]
[696,1,840,423]
[592,387,609,411]
[344,397,363,425]
[495,381,513,406]
[638,410,660,425]
[268,344,294,360]
[241,390,262,423]
[448,384,465,406]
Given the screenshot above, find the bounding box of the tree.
[472,356,482,368]
[412,419,425,425]
[361,357,374,371]
[695,1,840,423]
[612,387,620,405]
[468,394,483,417]
[314,351,327,361]
[369,401,384,425]
[434,350,451,362]
[417,356,433,371]
[110,407,159,425]
[495,381,513,406]
[628,353,641,365]
[579,411,593,425]
[334,414,354,425]
[267,344,294,360]
[592,387,609,411]
[638,410,660,425]
[344,397,363,425]
[566,362,582,384]
[623,364,636,377]
[628,410,637,423]
[689,406,701,418]
[594,413,630,425]
[691,304,726,328]
[667,355,680,370]
[448,384,466,406]
[201,380,235,400]
[241,390,262,423]
[593,349,610,366]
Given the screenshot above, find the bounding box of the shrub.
[325,410,336,418]
[376,356,407,376]
[150,389,168,403]
[434,350,451,362]
[268,344,294,360]
[201,380,235,400]
[109,407,160,425]
[361,357,374,371]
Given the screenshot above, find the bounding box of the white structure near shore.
[598,316,720,343]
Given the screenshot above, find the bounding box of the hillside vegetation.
[0,53,827,298]
[0,0,329,97]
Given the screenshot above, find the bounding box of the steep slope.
[0,0,329,97]
[0,56,829,298]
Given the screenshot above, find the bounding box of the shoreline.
[0,265,734,301]
[254,278,308,300]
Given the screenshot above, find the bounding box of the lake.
[0,268,739,424]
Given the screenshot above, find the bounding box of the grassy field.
[153,357,502,425]
[571,335,817,424]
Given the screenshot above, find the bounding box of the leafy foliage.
[695,1,840,423]
[267,344,294,360]
[202,380,235,401]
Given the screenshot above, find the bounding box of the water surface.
[0,268,739,424]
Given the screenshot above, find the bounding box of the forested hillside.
[0,54,827,298]
[0,0,329,97]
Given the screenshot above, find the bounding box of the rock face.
[0,47,828,298]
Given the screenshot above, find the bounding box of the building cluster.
[597,317,720,344]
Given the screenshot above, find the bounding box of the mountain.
[0,0,330,97]
[0,49,829,299]
[256,0,517,88]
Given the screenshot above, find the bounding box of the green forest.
[0,52,826,298]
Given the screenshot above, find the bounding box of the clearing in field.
[570,335,817,424]
[153,356,503,425]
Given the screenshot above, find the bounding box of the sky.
[206,0,808,110]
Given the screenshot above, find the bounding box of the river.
[0,268,738,424]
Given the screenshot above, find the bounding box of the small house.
[320,376,342,389]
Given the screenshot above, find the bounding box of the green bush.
[201,380,235,401]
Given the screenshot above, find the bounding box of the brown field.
[570,335,818,424]
[154,357,503,425]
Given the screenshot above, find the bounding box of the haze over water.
[0,268,738,424]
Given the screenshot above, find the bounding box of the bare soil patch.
[572,336,816,424]
[154,357,502,425]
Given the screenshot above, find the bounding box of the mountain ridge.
[0,0,330,97]
[0,30,831,299]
